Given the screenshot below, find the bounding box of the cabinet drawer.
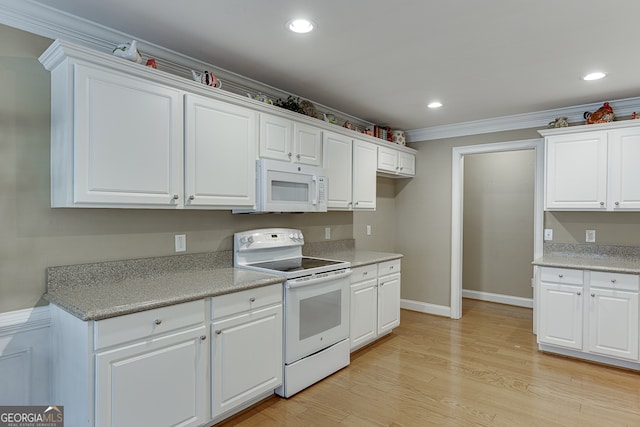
[212,283,282,320]
[540,267,583,285]
[378,259,401,276]
[94,300,205,350]
[351,264,378,283]
[590,271,639,291]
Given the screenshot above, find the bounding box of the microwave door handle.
[312,175,318,206]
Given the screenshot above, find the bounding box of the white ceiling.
[28,0,640,131]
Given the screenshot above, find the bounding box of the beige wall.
[0,26,355,313]
[462,150,535,298]
[545,211,640,245]
[353,176,397,252]
[395,129,541,307]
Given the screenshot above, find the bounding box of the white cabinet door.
[211,304,282,419]
[350,276,378,350]
[538,283,583,350]
[377,146,398,173]
[259,113,293,162]
[398,152,416,176]
[323,132,353,209]
[353,140,377,210]
[95,326,207,427]
[72,64,183,207]
[608,127,640,210]
[184,94,256,208]
[545,132,608,210]
[587,288,639,361]
[293,122,322,166]
[377,273,401,336]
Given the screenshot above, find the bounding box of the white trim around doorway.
[450,139,544,319]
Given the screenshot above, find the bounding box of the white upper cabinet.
[259,113,322,166]
[54,63,184,208]
[377,145,415,177]
[608,127,640,210]
[184,94,256,209]
[352,140,377,210]
[541,122,640,211]
[323,132,353,209]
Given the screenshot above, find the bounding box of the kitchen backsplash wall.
[545,211,640,246]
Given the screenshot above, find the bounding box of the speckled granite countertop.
[45,251,283,321]
[303,239,403,267]
[44,241,402,321]
[533,243,640,274]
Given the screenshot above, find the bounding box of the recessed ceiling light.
[427,101,443,109]
[287,19,315,33]
[583,72,606,81]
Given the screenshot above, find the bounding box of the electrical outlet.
[175,234,186,252]
[585,229,596,243]
[544,229,553,241]
[366,225,372,236]
[325,227,331,240]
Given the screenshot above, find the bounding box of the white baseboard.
[401,299,451,318]
[462,289,533,308]
[0,306,51,405]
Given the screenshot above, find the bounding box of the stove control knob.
[239,236,247,245]
[247,236,254,244]
[289,233,295,240]
[298,233,304,241]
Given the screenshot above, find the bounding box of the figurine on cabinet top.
[112,40,142,64]
[584,102,614,124]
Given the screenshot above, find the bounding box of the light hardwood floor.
[218,299,640,426]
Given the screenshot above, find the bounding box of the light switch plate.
[325,227,331,240]
[366,225,372,236]
[585,229,596,243]
[544,229,553,241]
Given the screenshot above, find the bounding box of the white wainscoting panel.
[0,306,51,405]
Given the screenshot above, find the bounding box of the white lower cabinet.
[210,284,283,421]
[95,326,207,427]
[538,267,640,365]
[350,259,401,352]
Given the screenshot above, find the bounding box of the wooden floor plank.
[217,299,640,426]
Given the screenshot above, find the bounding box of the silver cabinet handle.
[189,195,195,200]
[558,274,564,278]
[215,330,222,335]
[249,297,256,303]
[611,279,617,283]
[288,152,292,158]
[576,292,581,296]
[591,293,595,297]
[600,201,605,206]
[173,194,179,200]
[200,335,207,341]
[615,201,620,206]
[363,271,368,276]
[296,154,301,160]
[354,201,359,206]
[154,319,162,326]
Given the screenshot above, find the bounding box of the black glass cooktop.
[249,257,343,273]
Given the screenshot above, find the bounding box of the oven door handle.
[285,269,351,289]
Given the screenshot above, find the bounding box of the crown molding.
[406,96,640,142]
[0,0,374,131]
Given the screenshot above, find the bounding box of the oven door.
[283,269,351,364]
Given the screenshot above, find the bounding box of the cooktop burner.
[248,257,344,273]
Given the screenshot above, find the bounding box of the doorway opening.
[450,139,544,319]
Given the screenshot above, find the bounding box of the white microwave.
[236,159,328,213]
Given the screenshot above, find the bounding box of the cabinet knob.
[363,271,368,276]
[611,279,617,283]
[189,195,195,201]
[354,201,359,206]
[390,265,394,269]
[600,201,605,206]
[288,152,292,158]
[200,335,207,341]
[215,330,222,335]
[558,274,564,278]
[154,319,162,326]
[615,201,620,206]
[172,194,179,200]
[576,292,581,296]
[296,154,301,160]
[249,297,256,303]
[591,293,595,297]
